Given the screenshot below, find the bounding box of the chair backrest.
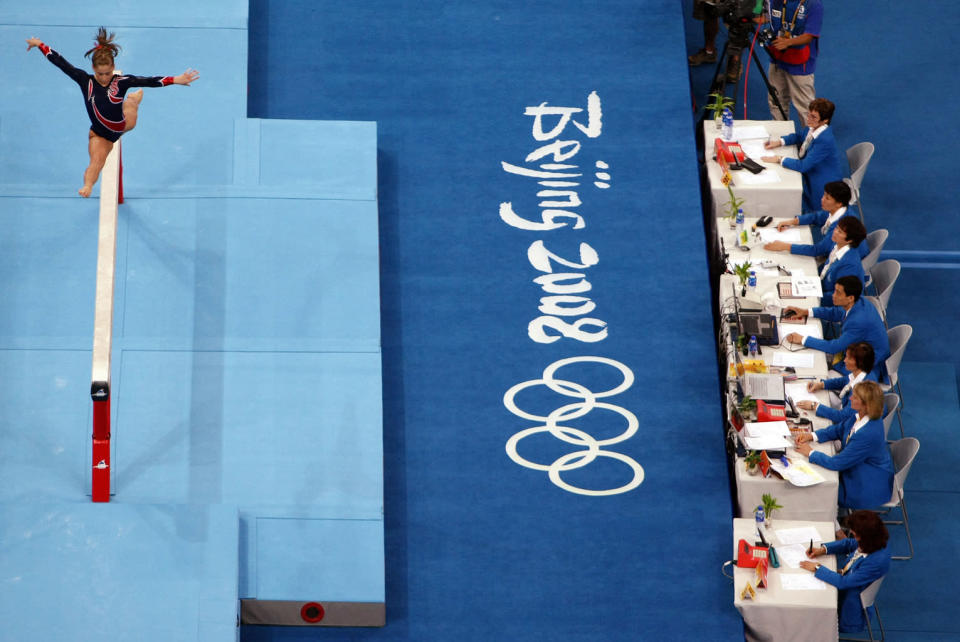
[847,142,876,191]
[888,437,920,503]
[882,393,900,440]
[871,259,901,311]
[885,324,913,386]
[862,229,889,273]
[859,576,885,610]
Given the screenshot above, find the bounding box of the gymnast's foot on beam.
[123,89,143,132]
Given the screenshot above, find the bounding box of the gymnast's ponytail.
[84,27,120,67]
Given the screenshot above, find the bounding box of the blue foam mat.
[0,0,386,634]
[0,502,240,642]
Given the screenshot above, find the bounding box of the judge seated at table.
[761,98,843,213]
[783,275,890,381]
[795,380,894,510]
[764,181,867,260]
[815,216,867,305]
[798,342,877,423]
[800,510,891,634]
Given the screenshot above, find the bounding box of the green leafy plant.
[761,493,783,520]
[733,260,752,287]
[744,450,762,468]
[737,395,757,414]
[706,92,735,120]
[724,182,745,221]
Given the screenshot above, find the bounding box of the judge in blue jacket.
[798,342,877,423]
[796,380,894,509]
[784,275,890,381]
[762,98,843,212]
[763,181,868,260]
[800,510,891,634]
[818,217,867,305]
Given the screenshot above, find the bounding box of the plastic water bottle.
[748,335,759,358]
[722,107,734,140]
[755,505,765,530]
[748,270,757,290]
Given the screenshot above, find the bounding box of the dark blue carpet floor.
[245,1,738,640]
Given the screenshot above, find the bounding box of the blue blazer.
[792,208,869,260]
[781,126,844,213]
[809,415,894,509]
[808,298,890,380]
[820,247,866,305]
[814,538,891,633]
[816,370,879,423]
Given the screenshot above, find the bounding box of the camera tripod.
[706,32,789,122]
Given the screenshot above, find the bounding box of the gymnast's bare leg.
[80,130,114,198]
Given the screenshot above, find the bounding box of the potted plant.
[761,493,783,528]
[744,450,762,475]
[706,92,735,130]
[737,394,757,416]
[733,261,752,290]
[723,182,745,227]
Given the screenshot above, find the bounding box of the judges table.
[719,221,840,523]
[705,119,803,219]
[733,518,839,642]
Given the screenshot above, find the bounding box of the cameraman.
[689,1,741,83]
[765,0,824,121]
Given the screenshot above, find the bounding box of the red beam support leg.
[92,393,111,502]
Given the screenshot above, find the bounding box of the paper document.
[732,125,770,141]
[776,543,812,569]
[770,458,826,487]
[780,573,828,590]
[739,140,767,158]
[771,352,815,369]
[743,421,791,450]
[784,381,819,404]
[791,274,823,297]
[735,170,781,186]
[759,228,804,243]
[775,526,823,546]
[783,323,823,340]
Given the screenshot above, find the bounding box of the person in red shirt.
[26,27,198,197]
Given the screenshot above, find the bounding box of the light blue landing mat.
[0,0,385,634]
[0,503,239,642]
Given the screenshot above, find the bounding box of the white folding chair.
[881,437,920,561]
[881,393,900,441]
[861,229,889,286]
[863,260,901,327]
[839,576,887,641]
[844,142,875,223]
[882,325,912,437]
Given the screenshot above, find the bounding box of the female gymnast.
[26,28,199,197]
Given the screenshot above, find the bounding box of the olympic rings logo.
[503,356,644,496]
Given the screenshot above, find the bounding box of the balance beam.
[90,139,123,502]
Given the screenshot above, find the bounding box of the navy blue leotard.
[37,43,174,142]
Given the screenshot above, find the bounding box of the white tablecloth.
[733,518,839,642]
[706,120,803,219]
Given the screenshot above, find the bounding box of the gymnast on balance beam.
[26,27,199,197]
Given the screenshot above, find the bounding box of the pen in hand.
[808,538,813,555]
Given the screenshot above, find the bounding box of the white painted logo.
[503,356,644,496]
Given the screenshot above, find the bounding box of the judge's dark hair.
[835,275,863,301]
[84,27,120,67]
[837,216,867,248]
[823,181,851,207]
[846,342,875,375]
[808,98,835,124]
[845,510,889,554]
